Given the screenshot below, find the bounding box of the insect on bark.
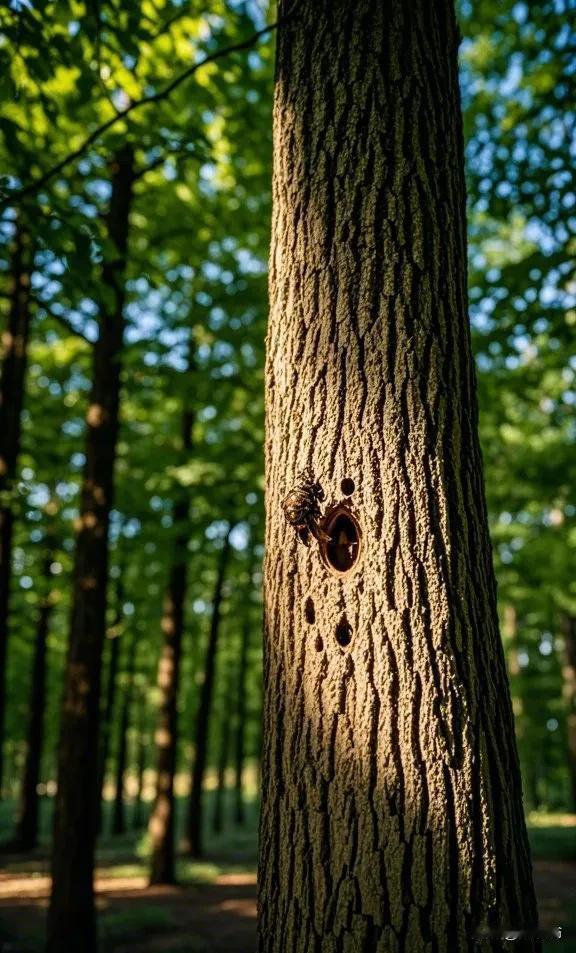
[282,468,330,546]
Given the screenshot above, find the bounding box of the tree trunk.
[0,223,33,793]
[234,620,250,825]
[258,3,539,951]
[561,615,576,812]
[148,384,195,885]
[111,626,137,836]
[133,687,148,830]
[97,575,124,833]
[46,145,134,953]
[213,663,234,835]
[185,534,231,858]
[14,531,55,849]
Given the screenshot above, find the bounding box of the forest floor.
[0,807,574,953]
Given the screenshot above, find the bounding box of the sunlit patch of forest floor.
[0,808,574,953]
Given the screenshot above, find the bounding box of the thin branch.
[34,297,94,345]
[0,18,281,212]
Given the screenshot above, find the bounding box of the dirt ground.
[0,869,257,953]
[0,860,574,952]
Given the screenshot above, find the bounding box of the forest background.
[0,1,574,951]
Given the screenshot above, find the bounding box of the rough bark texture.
[0,224,33,793]
[186,534,231,857]
[258,2,539,952]
[561,615,576,812]
[148,394,194,885]
[47,145,134,953]
[112,627,137,836]
[15,534,55,849]
[234,620,250,825]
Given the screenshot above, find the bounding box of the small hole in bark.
[304,597,315,624]
[315,636,324,652]
[341,478,355,496]
[320,506,362,575]
[335,616,353,649]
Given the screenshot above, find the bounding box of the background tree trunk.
[111,627,137,836]
[234,620,250,826]
[46,144,134,953]
[561,615,576,812]
[213,661,234,835]
[133,687,148,830]
[148,387,194,885]
[185,533,231,858]
[97,575,124,833]
[14,530,55,849]
[259,2,539,951]
[0,223,33,793]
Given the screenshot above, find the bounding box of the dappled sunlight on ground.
[0,813,574,952]
[0,869,258,953]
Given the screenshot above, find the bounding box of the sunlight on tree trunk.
[258,2,539,950]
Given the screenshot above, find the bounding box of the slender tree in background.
[14,514,57,849]
[148,356,195,885]
[0,223,33,793]
[561,615,576,811]
[234,618,250,825]
[186,531,231,857]
[259,1,539,950]
[213,659,234,835]
[97,573,124,832]
[47,144,135,953]
[217,648,244,834]
[132,685,148,830]
[112,626,137,836]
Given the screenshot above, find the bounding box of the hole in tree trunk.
[320,506,362,575]
[304,597,315,624]
[315,636,324,652]
[341,478,355,496]
[335,616,352,649]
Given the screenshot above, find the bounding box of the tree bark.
[185,533,231,857]
[97,575,124,833]
[560,615,576,812]
[234,620,250,826]
[148,376,195,885]
[14,530,55,849]
[259,3,539,951]
[46,144,134,953]
[111,626,137,836]
[0,223,33,793]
